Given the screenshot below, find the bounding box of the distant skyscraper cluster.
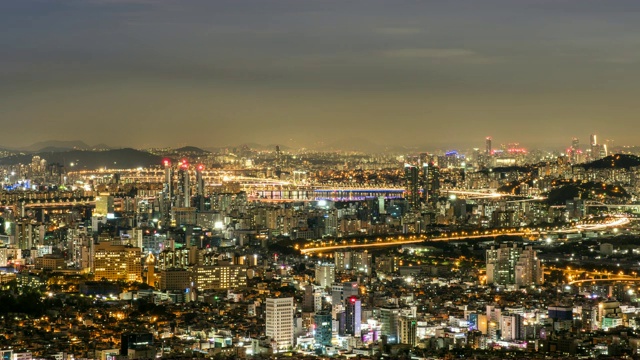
[567,134,608,163]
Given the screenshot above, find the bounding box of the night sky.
[2,0,640,150]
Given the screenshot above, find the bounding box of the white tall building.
[500,313,523,341]
[315,263,335,288]
[266,297,294,352]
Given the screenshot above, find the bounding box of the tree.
[546,269,565,285]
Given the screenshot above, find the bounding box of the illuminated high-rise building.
[345,296,361,336]
[570,137,580,163]
[332,281,359,307]
[590,134,600,160]
[266,297,295,352]
[275,145,282,178]
[485,137,492,155]
[163,159,173,201]
[162,159,173,224]
[422,162,429,203]
[606,139,615,153]
[351,251,371,274]
[192,264,247,291]
[588,134,608,159]
[303,284,323,313]
[378,196,386,215]
[572,137,579,150]
[314,311,332,347]
[380,306,400,344]
[334,251,350,271]
[315,263,335,288]
[404,164,419,211]
[427,163,440,203]
[163,159,172,192]
[195,164,206,211]
[398,315,417,346]
[94,193,114,217]
[500,313,524,341]
[15,220,45,250]
[93,241,142,282]
[159,268,191,291]
[177,161,191,208]
[196,164,204,197]
[334,250,371,275]
[486,244,543,287]
[171,207,197,226]
[158,248,192,270]
[145,252,155,287]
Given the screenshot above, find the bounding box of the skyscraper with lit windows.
[485,136,492,155]
[178,161,190,208]
[345,296,361,336]
[192,264,247,291]
[266,297,294,352]
[427,163,440,203]
[486,244,543,287]
[315,263,335,289]
[404,164,419,211]
[314,311,332,347]
[93,241,142,282]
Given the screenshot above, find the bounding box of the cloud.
[83,0,159,4]
[382,48,475,59]
[375,27,422,35]
[380,48,501,64]
[597,57,638,64]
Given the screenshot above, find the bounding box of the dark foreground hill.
[576,154,640,170]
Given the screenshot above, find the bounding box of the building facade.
[266,297,295,352]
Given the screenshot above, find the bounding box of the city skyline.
[5,1,640,358]
[0,132,628,154]
[2,0,640,148]
[0,109,639,357]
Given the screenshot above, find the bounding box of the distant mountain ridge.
[6,140,115,153]
[0,148,162,169]
[18,140,92,152]
[37,146,86,153]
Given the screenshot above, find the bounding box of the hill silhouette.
[19,140,91,152]
[174,146,210,155]
[576,154,640,170]
[545,180,630,205]
[0,148,162,169]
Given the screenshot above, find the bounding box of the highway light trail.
[301,217,631,254]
